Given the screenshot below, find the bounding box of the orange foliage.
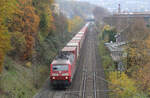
[23,5,39,60]
[136,64,150,92]
[33,0,55,36]
[127,35,150,93]
[24,34,35,60]
[10,0,40,60]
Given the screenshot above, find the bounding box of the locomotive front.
[50,59,71,87]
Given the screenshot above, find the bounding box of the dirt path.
[33,24,108,98]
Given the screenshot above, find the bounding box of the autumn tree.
[104,18,149,42]
[0,0,17,73]
[102,25,117,42]
[125,18,149,41]
[126,41,149,69]
[125,19,150,70]
[0,33,11,73]
[122,18,150,95]
[9,0,40,60]
[68,16,84,33]
[109,71,137,97]
[53,13,69,42]
[136,63,150,93]
[33,0,55,39]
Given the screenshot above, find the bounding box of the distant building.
[114,12,150,17]
[51,3,60,15]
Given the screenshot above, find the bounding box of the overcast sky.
[74,0,150,12]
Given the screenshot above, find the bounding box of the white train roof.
[72,37,82,40]
[75,34,83,36]
[78,32,84,34]
[62,46,76,52]
[67,42,79,47]
[77,33,84,36]
[70,39,80,43]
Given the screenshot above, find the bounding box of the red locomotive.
[50,23,90,87]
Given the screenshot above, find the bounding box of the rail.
[93,72,97,98]
[81,70,97,98]
[82,69,87,98]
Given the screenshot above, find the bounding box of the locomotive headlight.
[65,76,68,79]
[52,77,55,79]
[62,73,69,76]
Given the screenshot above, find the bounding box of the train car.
[70,39,82,50]
[80,23,89,34]
[72,37,84,48]
[50,47,77,87]
[78,31,84,35]
[62,47,77,81]
[80,27,86,33]
[50,22,90,87]
[76,33,85,41]
[67,41,80,57]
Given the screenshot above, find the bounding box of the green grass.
[0,56,49,98]
[98,41,115,74]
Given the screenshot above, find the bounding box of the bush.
[109,71,138,98]
[99,41,115,70]
[102,25,117,42]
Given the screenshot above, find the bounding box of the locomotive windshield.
[53,65,68,71]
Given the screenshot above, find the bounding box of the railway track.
[82,68,87,98]
[51,91,56,98]
[81,71,97,98]
[33,24,108,98]
[80,25,99,98]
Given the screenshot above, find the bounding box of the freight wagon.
[50,22,90,87]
